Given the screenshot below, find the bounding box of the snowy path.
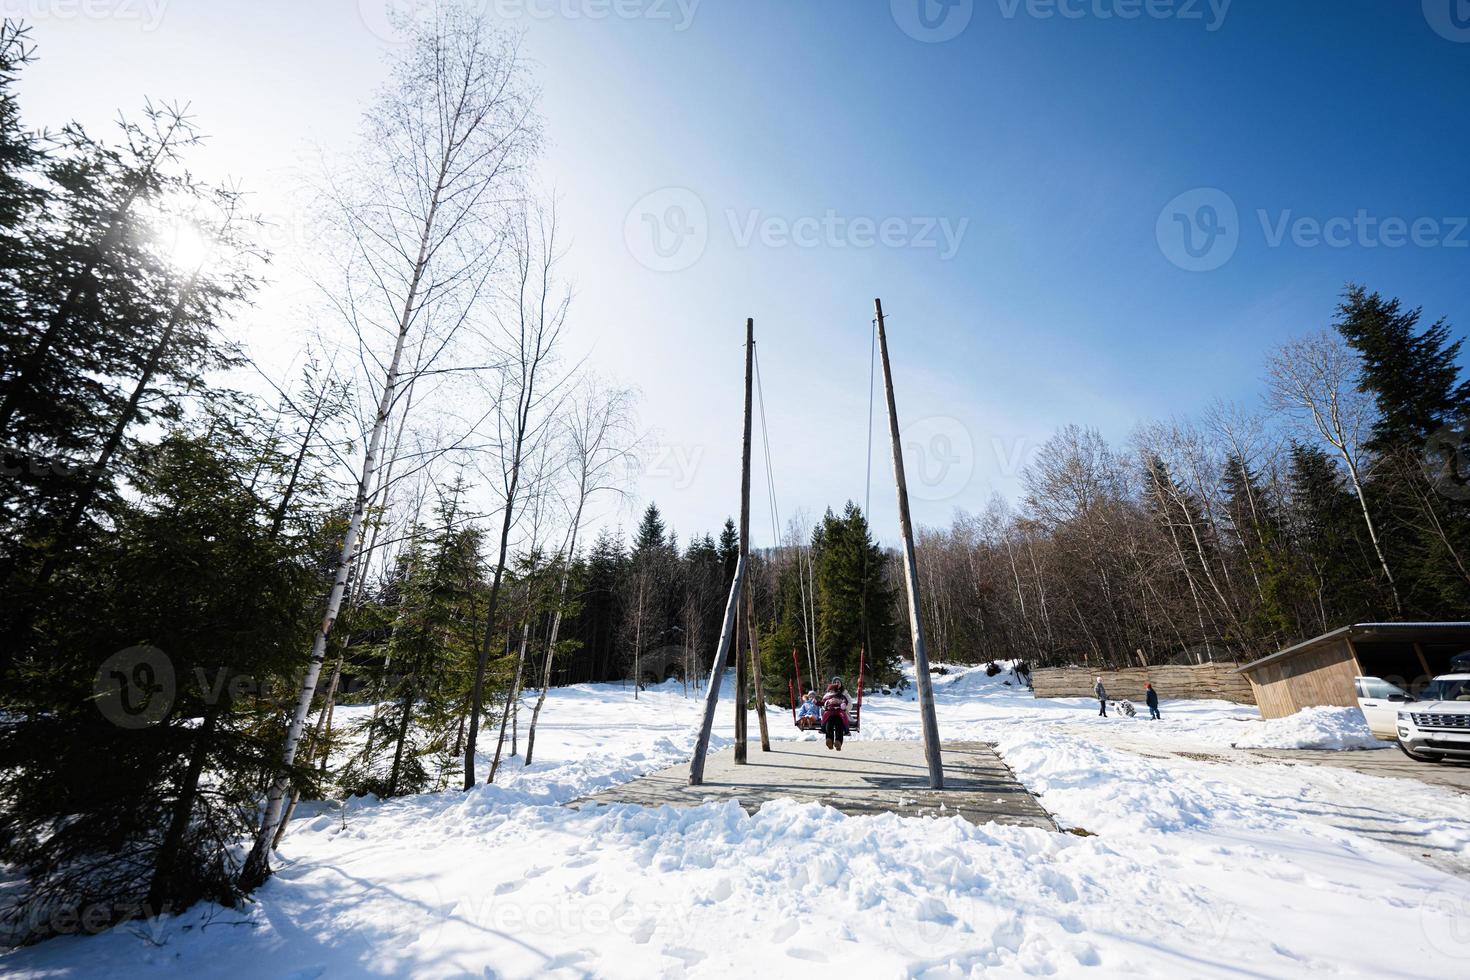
[6,667,1470,978]
[1066,725,1470,878]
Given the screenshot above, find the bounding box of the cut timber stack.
[1030,663,1255,705]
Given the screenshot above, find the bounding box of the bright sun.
[165,217,214,273]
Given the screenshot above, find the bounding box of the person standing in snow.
[1145,683,1161,720]
[821,678,851,750]
[1094,676,1107,717]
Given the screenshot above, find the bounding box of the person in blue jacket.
[1145,682,1161,720]
[796,691,822,730]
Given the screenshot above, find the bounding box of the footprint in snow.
[523,865,550,879]
[629,918,657,944]
[493,880,521,895]
[664,947,708,966]
[541,951,593,977]
[564,855,596,869]
[786,948,827,962]
[769,921,799,943]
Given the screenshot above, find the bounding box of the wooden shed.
[1235,622,1470,720]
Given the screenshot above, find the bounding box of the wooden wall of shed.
[1029,663,1256,704]
[1241,639,1359,720]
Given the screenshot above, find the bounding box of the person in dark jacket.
[1145,682,1161,720]
[1094,676,1107,717]
[821,679,851,750]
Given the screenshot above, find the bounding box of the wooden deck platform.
[572,740,1055,830]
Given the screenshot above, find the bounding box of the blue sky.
[14,0,1470,547]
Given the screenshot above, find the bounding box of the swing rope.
[753,346,782,557]
[754,345,820,710]
[860,316,877,685]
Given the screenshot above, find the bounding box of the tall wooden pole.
[747,586,771,751]
[874,298,944,789]
[688,555,743,785]
[735,319,754,764]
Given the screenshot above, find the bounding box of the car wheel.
[1397,741,1442,763]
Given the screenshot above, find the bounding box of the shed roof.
[1235,622,1470,676]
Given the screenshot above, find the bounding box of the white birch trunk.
[241,310,414,885]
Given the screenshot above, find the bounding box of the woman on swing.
[821,677,851,750]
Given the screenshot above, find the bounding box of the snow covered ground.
[6,667,1470,978]
[1228,705,1387,751]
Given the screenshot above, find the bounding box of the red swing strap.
[853,645,865,731]
[788,679,796,723]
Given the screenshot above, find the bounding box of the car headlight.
[1397,711,1409,721]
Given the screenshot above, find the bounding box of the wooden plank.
[590,741,1054,830]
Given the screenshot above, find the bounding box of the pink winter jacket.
[821,686,850,723]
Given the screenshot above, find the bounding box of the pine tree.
[0,21,41,321]
[624,504,678,687]
[343,486,483,797]
[0,100,259,680]
[713,516,741,604]
[574,530,626,681]
[1282,443,1384,626]
[633,503,666,552]
[1334,284,1470,451]
[0,429,323,938]
[1333,285,1470,616]
[814,503,897,686]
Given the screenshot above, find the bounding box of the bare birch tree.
[1265,330,1402,613]
[524,380,637,764]
[463,202,569,788]
[242,9,537,887]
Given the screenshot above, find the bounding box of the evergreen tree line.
[910,286,1470,669]
[557,501,901,703]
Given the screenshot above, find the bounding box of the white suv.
[1396,674,1470,763]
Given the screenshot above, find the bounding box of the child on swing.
[796,690,822,730]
